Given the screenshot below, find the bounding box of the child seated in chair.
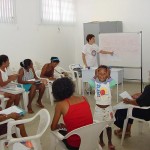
[88,65,116,150]
[51,77,93,150]
[18,59,46,113]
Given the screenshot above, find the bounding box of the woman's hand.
[123,98,130,104]
[57,123,66,129]
[131,93,141,99]
[8,75,18,81]
[41,79,48,85]
[9,112,20,120]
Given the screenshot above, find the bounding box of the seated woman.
[0,55,20,108]
[51,77,93,150]
[40,57,60,81]
[0,107,32,148]
[114,85,150,136]
[18,59,46,114]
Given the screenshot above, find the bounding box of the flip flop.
[114,129,122,136]
[28,109,34,114]
[99,142,105,147]
[108,144,115,150]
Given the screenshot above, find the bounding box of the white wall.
[0,0,76,71]
[75,0,150,82]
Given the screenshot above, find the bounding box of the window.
[0,0,16,23]
[41,0,76,24]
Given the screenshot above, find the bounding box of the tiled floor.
[17,82,150,150]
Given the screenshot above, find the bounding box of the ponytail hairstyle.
[50,57,60,63]
[20,59,32,70]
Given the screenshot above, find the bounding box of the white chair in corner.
[121,105,150,145]
[69,64,82,95]
[54,66,76,80]
[50,121,112,150]
[35,69,54,106]
[0,109,51,150]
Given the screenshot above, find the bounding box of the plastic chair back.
[52,121,112,150]
[5,109,50,150]
[121,105,150,145]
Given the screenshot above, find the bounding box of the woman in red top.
[51,77,93,150]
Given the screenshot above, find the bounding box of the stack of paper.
[0,106,26,116]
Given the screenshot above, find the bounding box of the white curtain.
[41,0,76,24]
[0,0,15,23]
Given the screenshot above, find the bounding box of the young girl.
[89,65,116,150]
[18,59,46,113]
[51,77,93,150]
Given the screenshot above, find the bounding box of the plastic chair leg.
[48,87,54,106]
[121,118,128,145]
[138,121,143,134]
[0,140,5,150]
[32,139,42,150]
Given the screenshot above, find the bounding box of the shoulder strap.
[66,99,70,106]
[82,96,87,101]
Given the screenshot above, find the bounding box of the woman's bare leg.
[27,85,36,113]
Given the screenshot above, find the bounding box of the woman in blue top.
[18,59,46,113]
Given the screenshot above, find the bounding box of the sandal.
[99,142,105,147]
[108,144,115,150]
[28,109,34,114]
[114,129,122,136]
[27,106,34,114]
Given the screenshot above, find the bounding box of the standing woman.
[0,54,20,108]
[18,59,46,113]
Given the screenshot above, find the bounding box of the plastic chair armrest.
[51,130,65,141]
[0,119,14,125]
[0,94,4,99]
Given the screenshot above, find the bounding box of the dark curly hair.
[20,59,32,70]
[0,54,9,66]
[52,77,75,101]
[86,34,95,42]
[98,65,108,70]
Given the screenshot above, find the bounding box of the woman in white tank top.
[0,55,20,108]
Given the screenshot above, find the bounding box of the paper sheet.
[0,106,26,115]
[119,91,132,99]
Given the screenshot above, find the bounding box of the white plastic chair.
[55,66,75,81]
[0,109,51,150]
[0,94,10,109]
[69,64,82,95]
[0,119,14,140]
[121,105,150,145]
[50,120,112,150]
[35,70,54,106]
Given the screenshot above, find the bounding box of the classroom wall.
[0,0,76,71]
[75,0,150,82]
